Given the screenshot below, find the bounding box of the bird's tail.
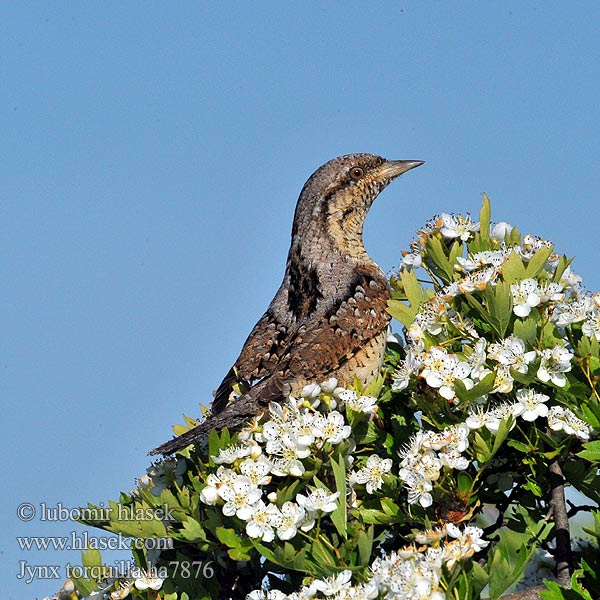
[149,375,287,455]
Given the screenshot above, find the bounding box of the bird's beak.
[378,159,424,180]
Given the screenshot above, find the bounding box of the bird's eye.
[349,166,364,180]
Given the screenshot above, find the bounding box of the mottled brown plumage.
[151,153,422,455]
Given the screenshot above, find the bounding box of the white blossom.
[548,406,591,441]
[218,475,262,520]
[537,281,565,303]
[439,212,479,241]
[276,501,306,540]
[309,570,352,596]
[491,221,514,240]
[296,487,340,514]
[551,296,593,327]
[401,249,423,270]
[312,411,351,444]
[146,458,186,497]
[513,388,549,422]
[392,347,423,391]
[491,365,515,394]
[483,403,516,434]
[239,456,273,486]
[421,347,473,400]
[560,266,583,295]
[582,307,600,341]
[402,471,434,507]
[245,500,282,542]
[212,444,252,465]
[246,590,288,600]
[134,571,164,591]
[516,234,553,262]
[488,336,536,374]
[343,392,378,415]
[354,454,393,494]
[511,278,541,317]
[537,346,573,387]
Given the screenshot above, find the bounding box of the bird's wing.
[211,308,293,414]
[211,272,390,413]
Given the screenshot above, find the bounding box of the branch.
[566,500,598,518]
[548,459,572,587]
[500,585,546,599]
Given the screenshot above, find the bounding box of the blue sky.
[3,3,600,597]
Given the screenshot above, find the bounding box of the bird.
[151,153,423,455]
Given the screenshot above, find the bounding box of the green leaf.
[330,452,348,539]
[507,439,531,453]
[509,225,522,245]
[513,314,539,346]
[487,513,552,600]
[577,335,600,359]
[490,416,514,457]
[364,372,385,397]
[357,526,374,567]
[457,471,473,495]
[454,370,496,403]
[355,499,402,525]
[471,561,490,596]
[81,547,102,568]
[577,440,600,462]
[208,427,231,464]
[581,402,600,431]
[502,250,527,284]
[479,192,491,241]
[401,267,424,308]
[310,538,337,569]
[425,235,454,281]
[540,572,594,599]
[522,480,543,497]
[484,280,513,337]
[254,541,308,573]
[551,254,574,284]
[217,526,254,561]
[228,544,253,561]
[215,526,241,548]
[448,240,464,268]
[387,299,417,328]
[380,497,400,516]
[71,549,105,597]
[525,245,554,278]
[106,507,168,538]
[472,430,493,464]
[179,516,206,542]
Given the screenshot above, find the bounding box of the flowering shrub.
[62,197,600,600]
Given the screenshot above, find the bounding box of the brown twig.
[566,500,598,518]
[548,459,572,587]
[500,584,546,599]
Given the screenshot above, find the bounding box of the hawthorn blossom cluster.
[194,382,378,542]
[387,211,596,511]
[552,292,600,340]
[393,335,576,401]
[397,424,470,507]
[392,212,598,438]
[246,522,488,600]
[462,390,590,441]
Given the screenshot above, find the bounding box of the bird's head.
[292,153,424,259]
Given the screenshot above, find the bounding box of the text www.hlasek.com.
[16,531,172,552]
